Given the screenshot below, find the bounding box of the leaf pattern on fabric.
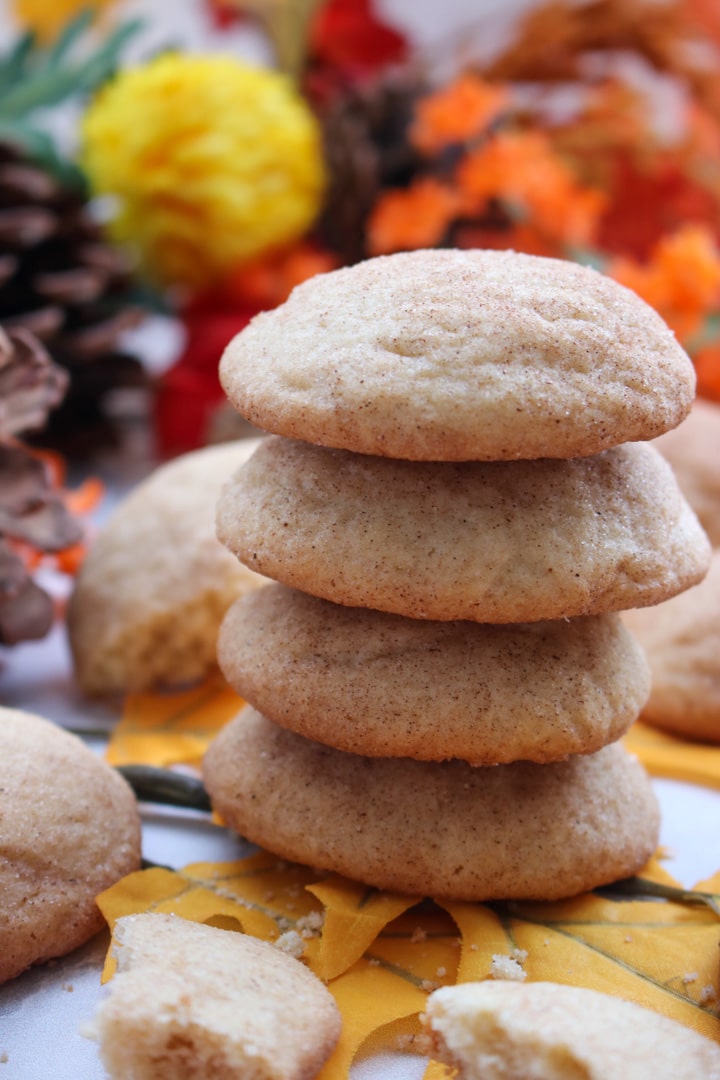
[96,851,720,1078]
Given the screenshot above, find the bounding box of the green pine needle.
[0,12,144,189]
[0,31,36,95]
[0,16,144,120]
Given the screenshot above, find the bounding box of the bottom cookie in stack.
[203,709,659,903]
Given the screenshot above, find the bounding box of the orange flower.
[454,222,562,259]
[654,224,720,312]
[410,74,508,154]
[456,131,605,247]
[608,224,720,343]
[226,242,339,310]
[694,343,720,401]
[367,177,460,255]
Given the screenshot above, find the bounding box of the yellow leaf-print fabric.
[97,851,720,1077]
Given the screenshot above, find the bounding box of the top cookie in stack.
[219,248,695,462]
[204,249,711,903]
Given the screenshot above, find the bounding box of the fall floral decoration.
[81,53,327,291]
[155,242,337,457]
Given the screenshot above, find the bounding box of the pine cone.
[0,327,82,646]
[317,70,427,264]
[0,141,147,457]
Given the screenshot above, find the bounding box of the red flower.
[155,299,258,458]
[310,0,407,75]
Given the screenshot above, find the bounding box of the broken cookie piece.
[85,913,341,1080]
[422,981,720,1080]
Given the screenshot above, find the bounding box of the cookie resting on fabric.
[68,439,266,696]
[203,708,659,903]
[0,706,141,984]
[623,548,720,743]
[85,913,341,1080]
[422,981,720,1080]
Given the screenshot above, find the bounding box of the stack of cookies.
[203,249,711,902]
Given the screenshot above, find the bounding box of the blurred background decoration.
[1,0,720,643]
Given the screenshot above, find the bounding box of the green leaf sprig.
[0,9,143,188]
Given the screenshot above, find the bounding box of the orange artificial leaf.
[226,242,339,310]
[106,669,244,769]
[54,540,87,576]
[367,177,460,255]
[454,221,563,258]
[410,74,508,154]
[64,475,105,515]
[653,224,720,311]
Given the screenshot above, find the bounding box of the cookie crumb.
[296,911,324,937]
[682,972,698,985]
[490,953,527,982]
[274,930,305,958]
[396,1032,431,1054]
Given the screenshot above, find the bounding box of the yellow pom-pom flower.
[81,53,326,289]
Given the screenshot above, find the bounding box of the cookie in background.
[623,548,720,744]
[67,439,266,697]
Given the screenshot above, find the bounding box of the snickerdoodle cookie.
[219,249,695,461]
[216,437,710,624]
[623,548,720,742]
[202,709,659,902]
[218,584,650,764]
[653,396,720,546]
[86,913,341,1080]
[68,439,266,696]
[422,982,720,1080]
[0,707,141,984]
